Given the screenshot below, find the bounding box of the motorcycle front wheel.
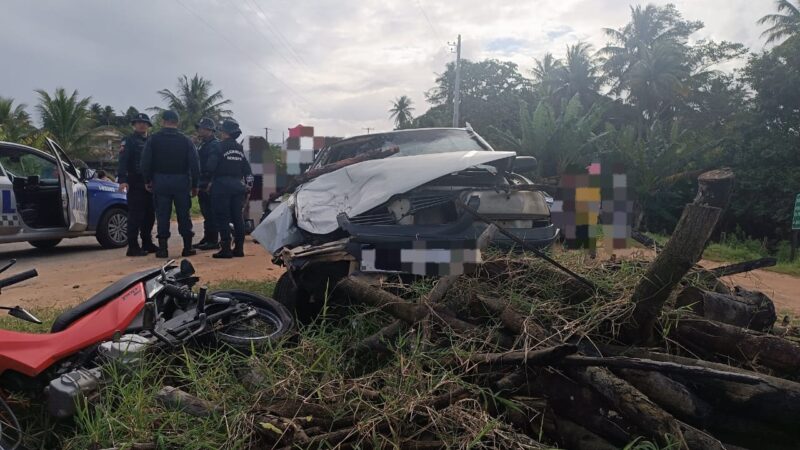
[211,290,293,350]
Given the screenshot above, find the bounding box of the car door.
[45,138,88,231]
[0,151,23,236]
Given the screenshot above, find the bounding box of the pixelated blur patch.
[358,241,481,276]
[552,162,632,253]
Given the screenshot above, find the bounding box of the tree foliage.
[388,95,414,129]
[35,87,93,157]
[409,2,800,239]
[153,74,232,131]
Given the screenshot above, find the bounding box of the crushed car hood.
[254,150,516,253]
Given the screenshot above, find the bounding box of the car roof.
[0,141,57,162]
[333,127,472,145]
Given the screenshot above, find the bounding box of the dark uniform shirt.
[207,137,252,180]
[197,135,221,189]
[140,128,201,188]
[117,132,148,186]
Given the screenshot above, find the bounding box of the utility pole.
[362,127,374,134]
[264,127,271,143]
[451,34,462,128]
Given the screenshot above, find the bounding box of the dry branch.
[156,386,219,417]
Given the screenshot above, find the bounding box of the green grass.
[1,268,690,449]
[645,232,800,277]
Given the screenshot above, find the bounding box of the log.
[617,369,712,421]
[336,277,427,323]
[630,169,734,343]
[557,355,762,384]
[673,315,800,374]
[708,257,777,278]
[156,386,219,417]
[572,367,691,449]
[676,286,776,331]
[597,345,800,429]
[631,229,664,252]
[472,294,549,340]
[544,410,618,450]
[456,343,578,367]
[349,319,405,354]
[525,370,635,445]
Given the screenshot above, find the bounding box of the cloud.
[0,0,776,140]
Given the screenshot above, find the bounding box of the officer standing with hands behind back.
[193,117,221,251]
[118,113,157,256]
[207,118,251,259]
[140,110,200,259]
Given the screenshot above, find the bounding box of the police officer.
[193,117,221,250]
[207,118,251,259]
[140,110,200,258]
[118,112,157,256]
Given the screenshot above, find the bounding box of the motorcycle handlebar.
[0,269,38,290]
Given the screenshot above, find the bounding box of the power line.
[246,0,309,68]
[415,0,443,42]
[174,0,311,106]
[227,0,307,72]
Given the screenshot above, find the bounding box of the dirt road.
[0,222,283,309]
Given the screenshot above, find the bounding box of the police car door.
[45,138,88,231]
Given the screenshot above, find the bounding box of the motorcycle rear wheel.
[211,290,293,349]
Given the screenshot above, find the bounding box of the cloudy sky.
[0,0,775,140]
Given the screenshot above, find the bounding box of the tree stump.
[630,168,734,343]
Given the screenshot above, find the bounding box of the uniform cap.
[220,118,241,136]
[162,110,180,123]
[130,113,152,127]
[195,117,216,131]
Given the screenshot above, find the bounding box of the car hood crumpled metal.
[253,150,517,254]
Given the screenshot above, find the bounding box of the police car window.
[0,152,58,181]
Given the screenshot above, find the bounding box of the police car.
[0,138,128,249]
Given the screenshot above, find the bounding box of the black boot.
[126,242,147,257]
[156,238,169,259]
[212,241,233,259]
[182,237,197,257]
[233,238,245,257]
[141,238,158,254]
[196,239,220,251]
[192,237,208,249]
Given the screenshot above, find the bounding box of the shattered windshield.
[313,129,492,167]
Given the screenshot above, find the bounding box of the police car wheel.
[29,239,62,249]
[96,207,128,249]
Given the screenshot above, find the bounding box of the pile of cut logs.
[161,169,800,449]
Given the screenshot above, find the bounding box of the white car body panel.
[253,150,516,254]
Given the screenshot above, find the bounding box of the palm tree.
[758,0,800,46]
[154,74,232,130]
[532,52,564,95]
[557,42,601,106]
[34,88,93,156]
[0,97,34,142]
[389,95,415,129]
[599,4,696,121]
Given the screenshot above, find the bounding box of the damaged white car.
[253,127,558,319]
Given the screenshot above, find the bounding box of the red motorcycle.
[0,259,292,449]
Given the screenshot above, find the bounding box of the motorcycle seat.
[50,267,161,333]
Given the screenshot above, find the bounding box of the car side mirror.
[79,168,96,180]
[513,156,538,173]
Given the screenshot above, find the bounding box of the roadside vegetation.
[2,262,691,450]
[646,231,800,277]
